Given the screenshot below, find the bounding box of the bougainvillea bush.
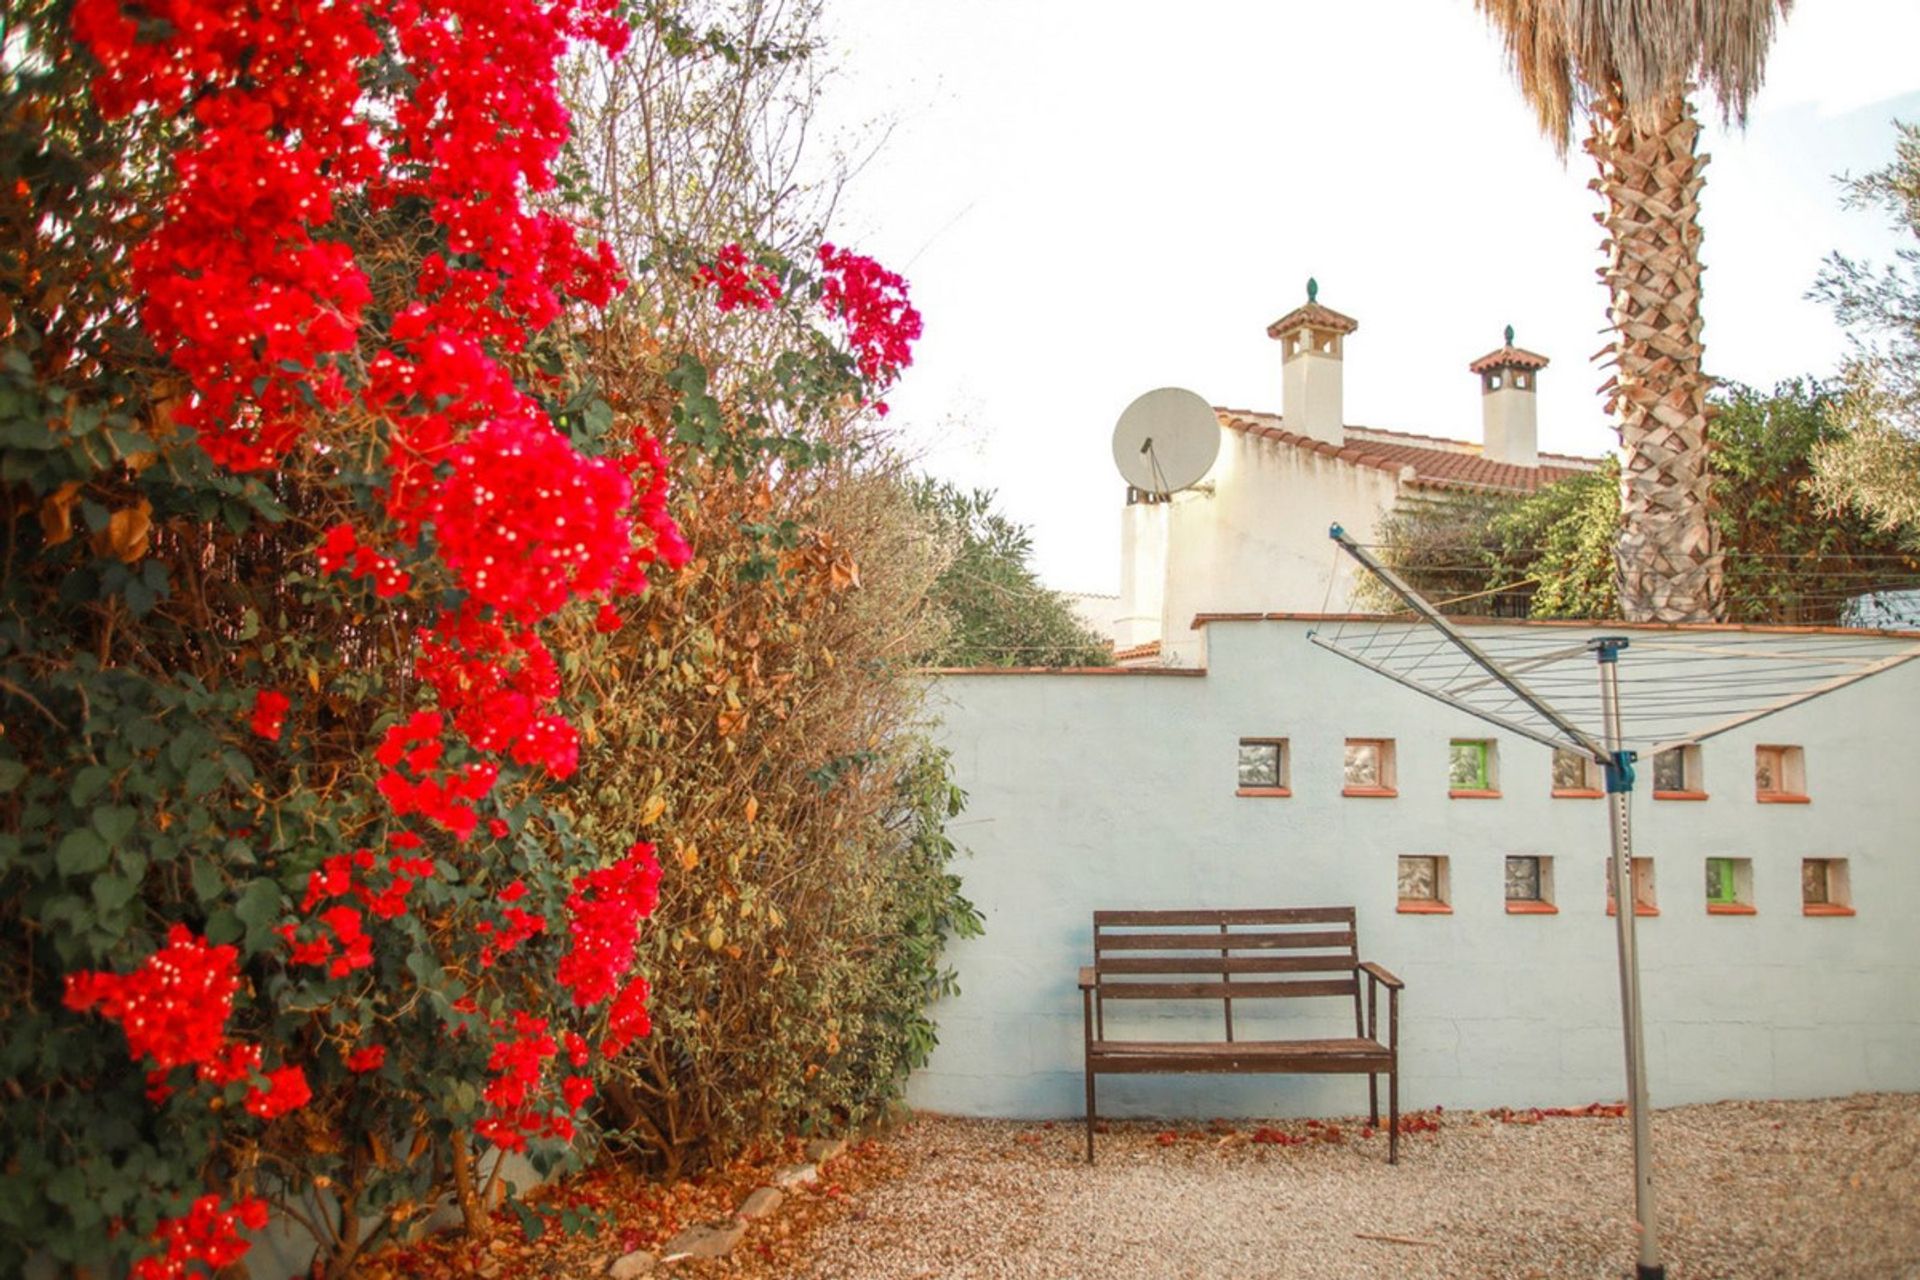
[0,0,927,1275]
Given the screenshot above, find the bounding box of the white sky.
[812,0,1920,594]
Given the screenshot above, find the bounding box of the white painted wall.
[1151,429,1401,664]
[910,618,1920,1120]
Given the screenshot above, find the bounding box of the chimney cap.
[1267,281,1358,340]
[1468,328,1550,375]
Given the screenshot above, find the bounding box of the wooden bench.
[1078,907,1404,1163]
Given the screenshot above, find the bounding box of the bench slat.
[1094,907,1355,927]
[1095,954,1354,976]
[1096,929,1355,952]
[1095,978,1359,1000]
[1088,1037,1391,1075]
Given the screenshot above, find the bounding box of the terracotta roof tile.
[1216,410,1600,496]
[1111,639,1162,664]
[1468,343,1551,374]
[1265,301,1359,339]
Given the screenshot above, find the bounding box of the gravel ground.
[777,1094,1920,1280]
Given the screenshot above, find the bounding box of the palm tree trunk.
[1587,85,1725,623]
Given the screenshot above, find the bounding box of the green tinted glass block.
[1449,740,1490,790]
[1705,858,1738,904]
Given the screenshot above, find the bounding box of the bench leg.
[1388,1068,1399,1165]
[1084,1068,1097,1164]
[1368,1073,1379,1127]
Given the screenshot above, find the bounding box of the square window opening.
[1552,748,1603,796]
[1397,855,1450,913]
[1755,745,1807,802]
[1344,738,1397,796]
[1653,745,1705,798]
[1236,738,1290,794]
[1505,856,1556,913]
[1449,738,1499,795]
[1705,857,1755,914]
[1606,856,1658,915]
[1802,858,1853,915]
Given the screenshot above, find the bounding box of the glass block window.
[1802,858,1853,914]
[1552,749,1601,794]
[1506,856,1541,900]
[1606,856,1658,914]
[1704,858,1752,911]
[1237,738,1288,791]
[1397,855,1448,908]
[1653,745,1703,796]
[1755,745,1806,800]
[1344,739,1395,793]
[1802,858,1830,905]
[1449,739,1496,792]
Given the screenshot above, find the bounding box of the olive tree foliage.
[909,479,1112,668]
[1810,120,1920,544]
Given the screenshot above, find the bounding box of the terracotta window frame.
[1755,745,1809,804]
[1343,738,1397,798]
[1551,748,1604,799]
[1397,854,1451,914]
[1235,737,1291,797]
[1652,745,1707,801]
[1448,738,1500,799]
[1505,855,1558,914]
[1605,856,1659,917]
[1801,857,1854,917]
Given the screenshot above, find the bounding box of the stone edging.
[606,1138,847,1277]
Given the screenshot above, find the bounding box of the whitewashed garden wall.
[908,617,1920,1119]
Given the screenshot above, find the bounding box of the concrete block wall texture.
[906,618,1920,1120]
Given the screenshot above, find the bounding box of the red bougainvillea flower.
[249,689,290,741]
[346,1044,387,1073]
[816,244,921,389]
[129,1194,271,1280]
[244,1064,312,1120]
[63,925,240,1070]
[693,243,782,313]
[555,842,661,1008]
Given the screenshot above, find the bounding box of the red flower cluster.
[249,689,289,741]
[555,843,662,1008]
[64,925,240,1070]
[817,244,922,390]
[244,1065,312,1120]
[373,711,498,840]
[316,523,411,598]
[694,244,783,312]
[476,1011,570,1151]
[346,1044,387,1073]
[129,1195,271,1280]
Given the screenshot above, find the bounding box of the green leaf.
[69,765,112,807]
[55,830,110,877]
[184,757,223,799]
[190,859,226,903]
[91,872,139,913]
[0,759,26,793]
[234,878,284,951]
[90,805,137,847]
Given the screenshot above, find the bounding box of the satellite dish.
[1111,387,1221,496]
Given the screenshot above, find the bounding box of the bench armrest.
[1359,961,1403,990]
[1078,965,1098,991]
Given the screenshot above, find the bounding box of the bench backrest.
[1090,907,1361,1041]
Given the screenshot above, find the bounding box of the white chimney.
[1470,326,1548,468]
[1266,279,1356,446]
